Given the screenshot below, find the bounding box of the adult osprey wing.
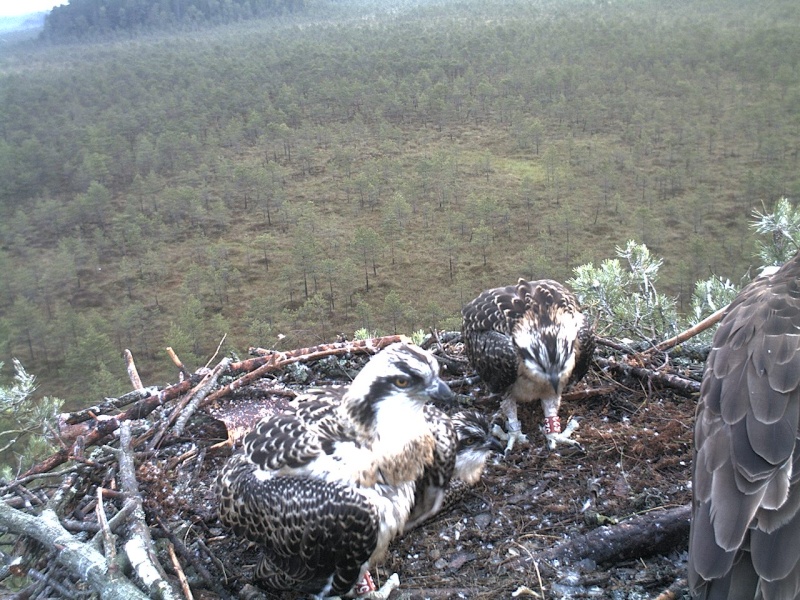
[689,253,800,598]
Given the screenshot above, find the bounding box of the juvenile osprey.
[451,410,504,486]
[462,278,594,451]
[216,342,455,598]
[407,410,503,531]
[689,253,800,599]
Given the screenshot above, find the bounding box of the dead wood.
[594,356,700,396]
[25,378,197,479]
[649,306,727,353]
[59,386,164,426]
[124,349,144,391]
[166,346,191,380]
[504,504,691,573]
[238,334,409,372]
[118,422,180,600]
[0,500,150,600]
[149,357,232,450]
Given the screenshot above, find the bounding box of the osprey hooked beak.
[428,378,454,403]
[548,371,561,395]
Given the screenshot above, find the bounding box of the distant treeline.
[42,0,308,39]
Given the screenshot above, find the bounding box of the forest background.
[1,0,799,408]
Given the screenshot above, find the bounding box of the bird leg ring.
[544,415,561,434]
[354,571,376,595]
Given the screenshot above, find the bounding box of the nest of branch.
[0,332,702,599]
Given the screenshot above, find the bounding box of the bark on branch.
[649,306,727,353]
[118,422,181,600]
[0,501,149,600]
[504,504,691,572]
[595,357,700,396]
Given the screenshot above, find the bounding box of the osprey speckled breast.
[462,278,594,452]
[216,342,456,598]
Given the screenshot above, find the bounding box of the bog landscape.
[0,0,799,597]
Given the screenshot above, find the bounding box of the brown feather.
[689,251,800,599]
[461,278,594,445]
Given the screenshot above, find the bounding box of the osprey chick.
[462,278,594,452]
[406,409,503,531]
[689,253,800,599]
[217,342,454,598]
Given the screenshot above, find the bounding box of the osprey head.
[345,343,453,427]
[512,312,581,395]
[451,410,503,484]
[453,410,504,454]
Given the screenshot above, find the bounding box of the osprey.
[216,342,455,598]
[406,409,503,531]
[462,278,594,451]
[450,410,504,486]
[689,253,800,599]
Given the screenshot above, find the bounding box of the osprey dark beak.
[428,378,454,403]
[549,372,560,394]
[485,433,505,454]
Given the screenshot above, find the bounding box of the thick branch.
[59,386,163,426]
[595,357,700,396]
[650,306,727,353]
[505,504,691,572]
[118,422,180,600]
[124,349,144,390]
[0,501,149,600]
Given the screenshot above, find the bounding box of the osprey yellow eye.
[394,376,410,388]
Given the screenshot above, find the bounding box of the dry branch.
[118,422,180,600]
[124,349,144,391]
[27,379,197,479]
[201,334,409,409]
[59,386,163,426]
[595,357,700,396]
[173,357,231,436]
[237,334,408,373]
[649,306,728,353]
[0,501,149,600]
[505,504,691,573]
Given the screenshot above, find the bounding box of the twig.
[595,357,700,396]
[173,357,231,437]
[124,349,144,391]
[149,358,232,449]
[154,515,228,598]
[237,335,408,374]
[25,566,78,599]
[91,500,138,552]
[118,422,180,600]
[648,305,727,353]
[561,385,615,402]
[95,487,116,561]
[167,542,194,600]
[204,334,227,370]
[203,335,408,409]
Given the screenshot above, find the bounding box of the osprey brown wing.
[689,253,800,598]
[461,281,530,393]
[218,455,378,596]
